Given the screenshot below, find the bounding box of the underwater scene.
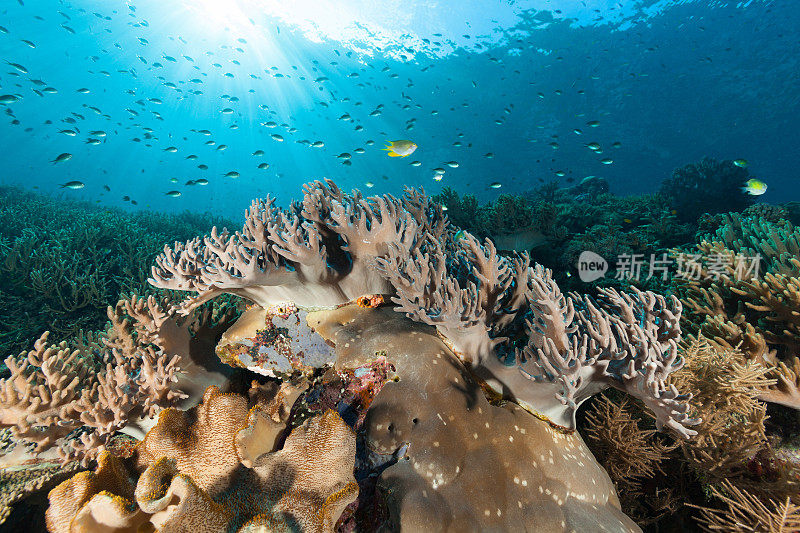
[0,0,799,531]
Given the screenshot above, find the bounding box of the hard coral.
[0,185,236,357]
[659,157,754,223]
[583,338,800,528]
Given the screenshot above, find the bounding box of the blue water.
[0,0,797,219]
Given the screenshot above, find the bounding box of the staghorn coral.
[431,187,558,252]
[0,185,236,357]
[743,203,789,224]
[45,385,357,533]
[0,293,240,466]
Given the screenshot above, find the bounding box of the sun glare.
[183,0,256,35]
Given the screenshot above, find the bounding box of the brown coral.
[307,303,641,532]
[691,480,800,533]
[0,294,240,466]
[673,212,800,408]
[46,386,358,533]
[583,338,800,528]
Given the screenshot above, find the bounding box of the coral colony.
[0,179,798,531]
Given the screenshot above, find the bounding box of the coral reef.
[658,157,754,224]
[4,178,798,531]
[0,186,236,357]
[0,450,82,525]
[141,178,699,529]
[672,211,800,408]
[46,385,357,532]
[0,294,240,466]
[691,480,800,532]
[433,187,558,251]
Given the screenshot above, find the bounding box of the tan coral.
[690,480,800,533]
[135,386,250,496]
[46,386,357,533]
[308,303,641,532]
[149,180,430,312]
[0,459,82,525]
[583,338,799,526]
[46,451,137,533]
[0,294,239,466]
[761,356,800,409]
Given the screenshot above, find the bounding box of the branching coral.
[583,338,800,528]
[583,396,680,525]
[152,180,697,441]
[0,186,236,357]
[673,212,800,408]
[691,480,800,533]
[0,178,722,531]
[0,458,82,525]
[0,294,240,466]
[431,187,558,252]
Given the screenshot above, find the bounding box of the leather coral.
[0,294,237,466]
[45,386,357,533]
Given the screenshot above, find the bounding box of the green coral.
[672,211,800,361]
[432,187,556,240]
[0,187,236,357]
